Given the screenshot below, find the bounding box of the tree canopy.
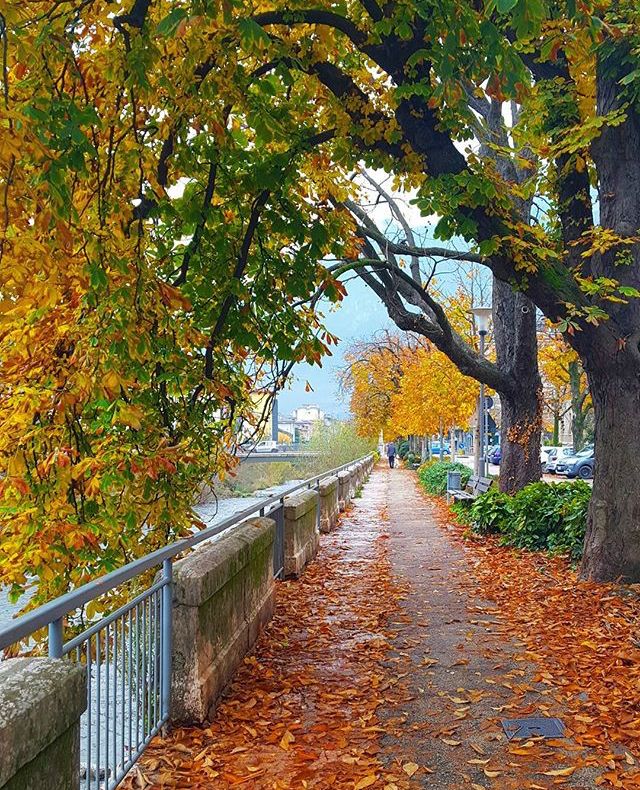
[3,0,640,584]
[0,2,351,607]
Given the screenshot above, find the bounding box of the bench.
[447,475,493,503]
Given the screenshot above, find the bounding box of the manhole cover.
[501,717,565,740]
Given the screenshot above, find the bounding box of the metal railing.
[0,454,372,789]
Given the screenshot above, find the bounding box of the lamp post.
[471,306,492,478]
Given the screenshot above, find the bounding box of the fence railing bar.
[62,580,168,655]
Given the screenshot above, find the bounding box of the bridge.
[236,450,320,464]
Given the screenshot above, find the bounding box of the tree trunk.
[438,419,444,462]
[569,360,587,451]
[492,279,543,492]
[581,368,640,582]
[552,412,559,445]
[578,52,640,581]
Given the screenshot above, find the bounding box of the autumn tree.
[6,0,640,586]
[339,170,542,492]
[339,332,415,439]
[0,3,351,607]
[540,328,592,451]
[389,346,477,443]
[222,0,640,582]
[341,332,476,448]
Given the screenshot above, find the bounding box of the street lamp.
[471,306,492,477]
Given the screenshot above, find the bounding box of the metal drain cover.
[501,717,565,740]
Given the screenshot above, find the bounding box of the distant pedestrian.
[386,442,396,468]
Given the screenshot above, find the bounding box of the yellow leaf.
[402,762,419,777]
[279,730,295,751]
[541,766,576,777]
[117,404,143,430]
[483,769,502,778]
[442,739,461,746]
[354,776,377,789]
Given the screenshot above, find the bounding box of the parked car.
[255,440,280,453]
[487,446,502,465]
[544,446,574,474]
[430,442,450,456]
[555,446,595,479]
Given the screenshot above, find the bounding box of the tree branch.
[254,9,368,47]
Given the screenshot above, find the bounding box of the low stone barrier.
[319,475,339,533]
[284,489,319,577]
[349,464,360,499]
[0,658,86,790]
[338,469,352,512]
[171,517,275,724]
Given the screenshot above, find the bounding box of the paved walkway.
[129,464,600,789]
[376,466,598,789]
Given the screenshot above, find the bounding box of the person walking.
[386,441,396,469]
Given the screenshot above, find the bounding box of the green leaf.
[496,0,519,12]
[156,8,188,37]
[238,18,271,49]
[618,285,640,298]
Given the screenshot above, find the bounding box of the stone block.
[318,476,339,534]
[338,470,352,512]
[283,489,319,578]
[171,517,275,724]
[0,658,86,790]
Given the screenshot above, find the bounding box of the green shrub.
[418,461,471,495]
[469,488,513,534]
[469,480,590,559]
[450,500,473,525]
[397,440,410,459]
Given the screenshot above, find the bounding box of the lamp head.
[470,305,492,335]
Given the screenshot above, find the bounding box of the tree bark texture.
[492,279,543,493]
[581,367,640,582]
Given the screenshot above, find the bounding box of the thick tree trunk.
[581,368,640,582]
[493,279,543,492]
[579,53,640,581]
[498,387,543,493]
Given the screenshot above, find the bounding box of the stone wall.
[337,469,352,512]
[283,489,319,577]
[318,476,339,534]
[171,517,275,724]
[0,658,86,790]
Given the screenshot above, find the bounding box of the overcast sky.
[277,275,392,419]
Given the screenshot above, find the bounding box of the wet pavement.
[128,464,601,789]
[378,466,599,789]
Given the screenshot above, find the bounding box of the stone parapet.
[338,469,352,512]
[0,658,86,790]
[318,476,339,534]
[283,489,319,577]
[171,517,275,724]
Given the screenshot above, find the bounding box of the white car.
[255,440,280,453]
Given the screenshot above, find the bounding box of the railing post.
[161,559,172,721]
[48,617,64,658]
[316,479,321,532]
